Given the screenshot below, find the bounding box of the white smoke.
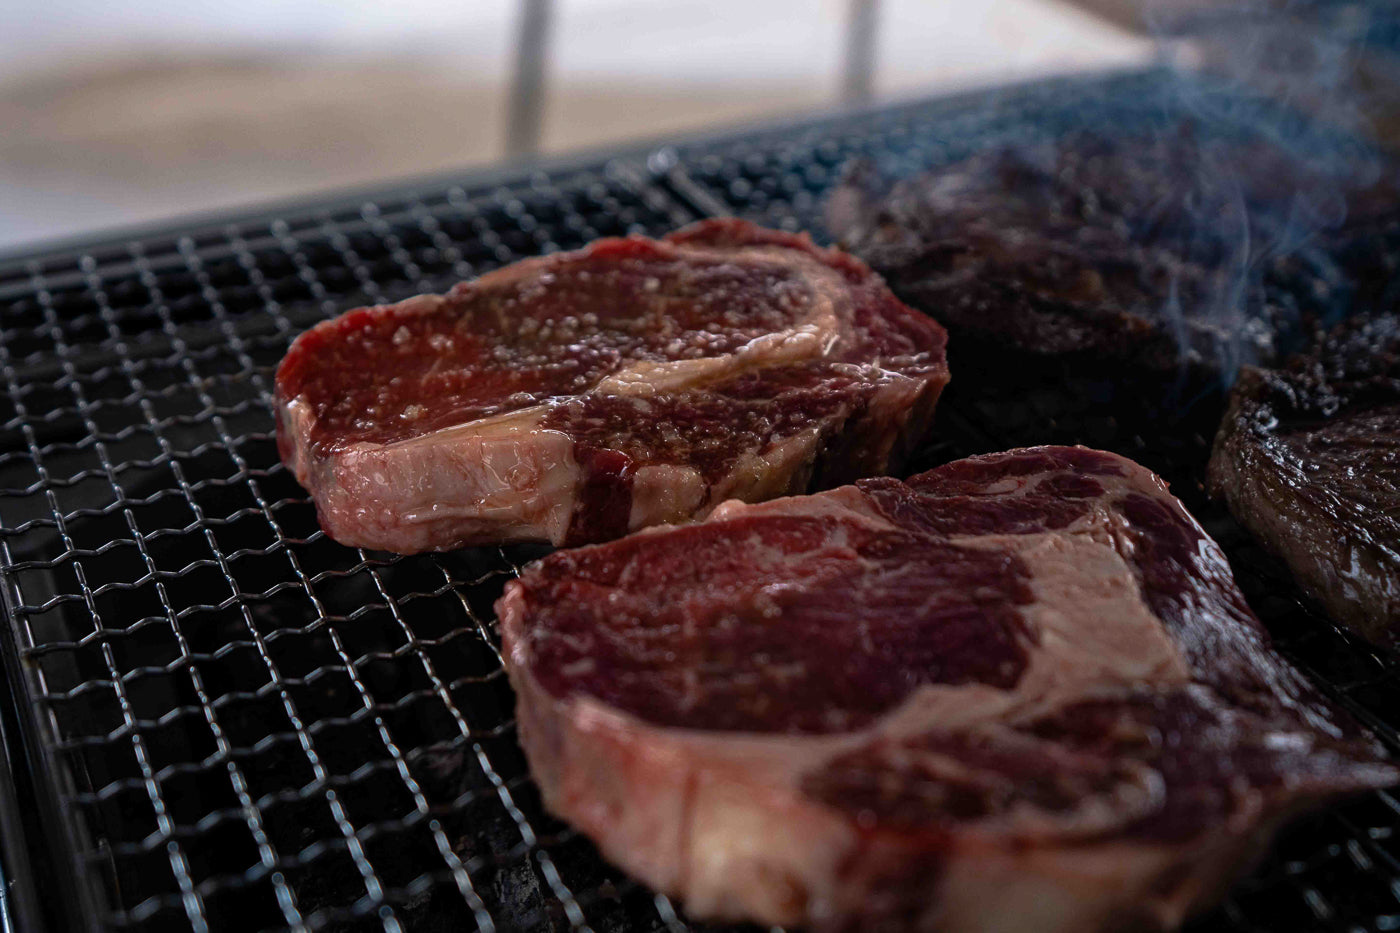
[1144,0,1395,379]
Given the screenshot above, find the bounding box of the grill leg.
[507,0,553,156]
[842,0,879,103]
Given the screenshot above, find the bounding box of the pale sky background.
[0,1,1152,250]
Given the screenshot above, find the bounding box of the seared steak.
[498,445,1395,932]
[274,219,947,552]
[827,131,1381,372]
[1210,311,1400,646]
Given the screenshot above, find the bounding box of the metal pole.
[842,0,879,103]
[507,0,553,156]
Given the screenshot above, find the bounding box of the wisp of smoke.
[1143,0,1395,382]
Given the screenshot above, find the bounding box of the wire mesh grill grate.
[0,164,702,932]
[0,71,1398,933]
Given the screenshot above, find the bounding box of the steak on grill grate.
[498,445,1396,932]
[1210,311,1400,646]
[826,131,1384,372]
[274,218,948,552]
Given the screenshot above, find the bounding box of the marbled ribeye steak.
[274,219,948,552]
[826,131,1391,372]
[1210,311,1400,646]
[498,446,1397,933]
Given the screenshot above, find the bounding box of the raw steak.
[275,219,947,552]
[498,445,1396,932]
[1210,312,1400,646]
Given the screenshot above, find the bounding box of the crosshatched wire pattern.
[0,165,705,932]
[0,72,1399,933]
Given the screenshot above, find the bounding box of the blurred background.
[0,0,1157,251]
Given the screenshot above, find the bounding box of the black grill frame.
[1,69,1399,933]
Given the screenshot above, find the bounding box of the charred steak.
[1210,312,1400,646]
[275,219,948,552]
[827,131,1376,371]
[498,446,1396,932]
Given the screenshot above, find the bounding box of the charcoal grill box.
[0,68,1398,933]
